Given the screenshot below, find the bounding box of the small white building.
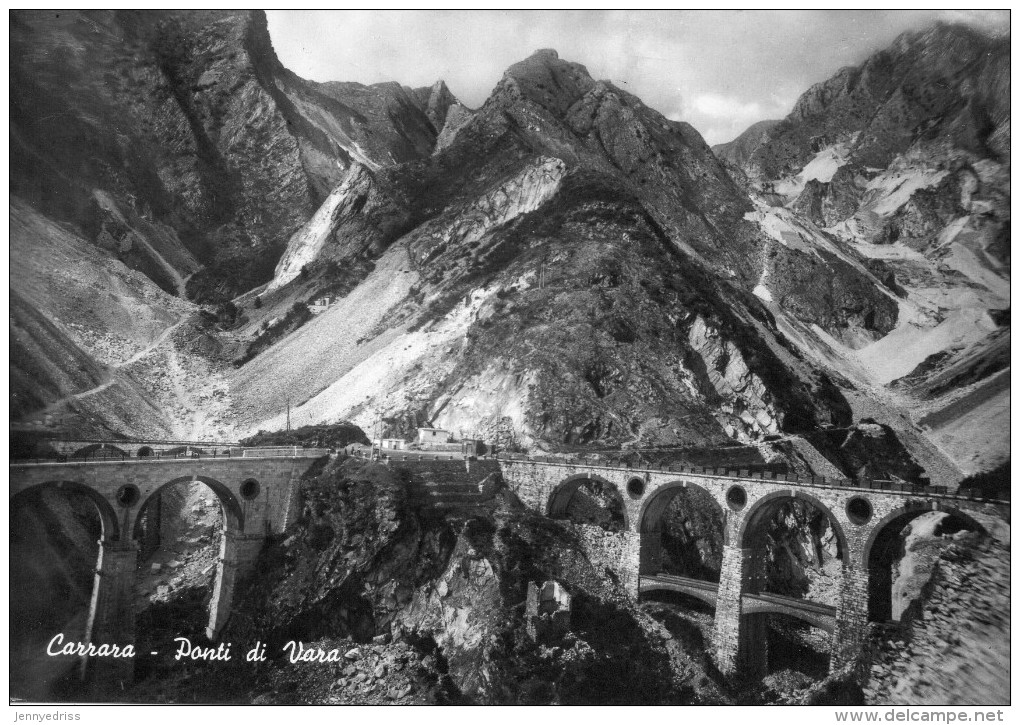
[417,427,451,445]
[374,438,405,450]
[310,295,335,315]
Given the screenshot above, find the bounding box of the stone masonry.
[499,457,1009,677]
[11,452,1009,686]
[9,455,325,690]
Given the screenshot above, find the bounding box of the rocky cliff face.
[714,23,1010,480]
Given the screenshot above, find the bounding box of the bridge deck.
[10,445,1011,505]
[10,449,330,465]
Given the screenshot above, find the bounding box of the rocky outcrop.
[686,316,781,439]
[712,118,781,172]
[434,103,475,153]
[411,80,460,132]
[407,156,568,266]
[790,165,863,227]
[269,164,412,289]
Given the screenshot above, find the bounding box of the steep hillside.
[10,9,453,302]
[9,9,458,436]
[229,50,889,459]
[10,199,186,436]
[714,24,1010,479]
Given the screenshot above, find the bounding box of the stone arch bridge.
[10,450,1010,689]
[9,453,324,690]
[498,457,1009,677]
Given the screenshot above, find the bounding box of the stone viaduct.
[497,456,1010,678]
[10,449,1010,691]
[9,452,325,691]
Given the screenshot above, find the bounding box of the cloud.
[684,92,796,145]
[690,93,766,122]
[936,10,1010,35]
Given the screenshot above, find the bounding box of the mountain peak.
[410,78,460,129]
[496,49,595,117]
[531,48,559,60]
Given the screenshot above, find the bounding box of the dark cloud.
[267,10,1008,145]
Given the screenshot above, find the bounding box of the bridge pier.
[713,544,771,678]
[206,531,265,640]
[831,566,870,672]
[82,540,137,693]
[713,545,747,675]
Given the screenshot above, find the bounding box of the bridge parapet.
[14,446,330,464]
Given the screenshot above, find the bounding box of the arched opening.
[736,491,845,677]
[864,506,984,624]
[132,477,242,658]
[739,491,847,600]
[637,483,725,655]
[71,443,128,460]
[137,446,154,458]
[547,475,626,531]
[638,482,724,582]
[10,482,118,701]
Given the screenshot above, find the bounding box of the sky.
[266,10,1009,146]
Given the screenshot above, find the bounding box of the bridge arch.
[71,443,128,460]
[10,480,121,541]
[737,489,848,560]
[137,446,154,458]
[863,503,985,622]
[10,479,128,697]
[547,473,628,530]
[638,480,725,580]
[135,475,243,535]
[741,597,834,633]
